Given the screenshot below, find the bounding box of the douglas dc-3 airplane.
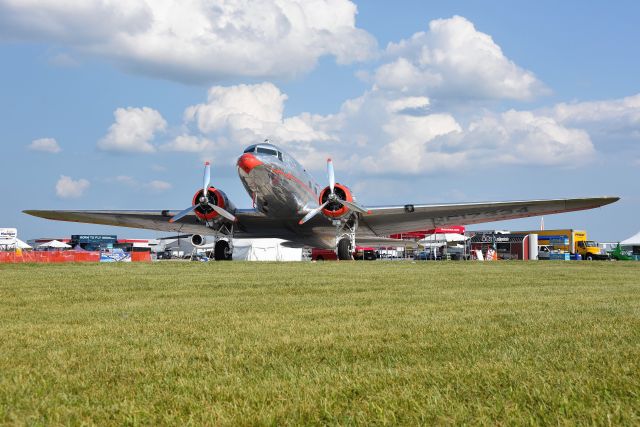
[25,141,619,260]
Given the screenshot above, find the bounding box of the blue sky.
[1,0,638,241]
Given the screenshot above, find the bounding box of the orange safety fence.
[1,250,125,263]
[130,251,151,262]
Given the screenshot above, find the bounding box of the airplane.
[24,140,619,260]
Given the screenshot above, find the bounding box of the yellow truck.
[514,229,609,260]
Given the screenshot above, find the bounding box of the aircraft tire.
[214,240,232,261]
[337,238,353,260]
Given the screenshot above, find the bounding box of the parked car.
[538,245,551,260]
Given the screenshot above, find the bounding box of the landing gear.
[214,240,232,261]
[334,215,357,260]
[337,237,353,260]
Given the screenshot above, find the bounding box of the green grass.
[1,261,639,425]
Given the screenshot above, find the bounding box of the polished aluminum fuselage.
[238,146,320,217]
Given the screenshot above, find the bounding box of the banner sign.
[0,228,17,239]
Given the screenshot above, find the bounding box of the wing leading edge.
[24,196,619,240]
[22,209,265,236]
[359,196,620,236]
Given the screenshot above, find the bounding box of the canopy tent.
[38,239,71,249]
[0,238,32,250]
[232,239,302,261]
[620,231,640,246]
[418,233,469,245]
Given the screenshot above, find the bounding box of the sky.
[1,0,638,242]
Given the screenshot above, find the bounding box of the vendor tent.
[620,231,640,246]
[418,233,469,244]
[0,238,32,250]
[38,240,71,249]
[232,239,302,261]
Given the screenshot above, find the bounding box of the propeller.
[169,161,237,223]
[298,158,369,225]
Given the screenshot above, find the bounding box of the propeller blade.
[327,158,335,194]
[169,205,197,223]
[209,203,237,222]
[298,201,329,225]
[202,161,211,201]
[337,199,370,215]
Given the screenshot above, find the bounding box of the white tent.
[0,238,32,250]
[38,239,71,249]
[232,239,302,261]
[620,231,640,246]
[418,233,469,244]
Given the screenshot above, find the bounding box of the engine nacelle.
[191,187,236,222]
[319,183,354,219]
[191,234,216,247]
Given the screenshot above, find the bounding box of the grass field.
[1,261,639,425]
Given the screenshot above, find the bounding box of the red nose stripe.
[237,153,263,174]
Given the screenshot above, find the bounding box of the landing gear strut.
[335,215,357,260]
[207,222,233,261]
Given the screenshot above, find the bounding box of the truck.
[513,229,609,260]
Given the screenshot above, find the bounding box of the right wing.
[359,196,620,236]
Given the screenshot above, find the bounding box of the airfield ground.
[1,261,639,425]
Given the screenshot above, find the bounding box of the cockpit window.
[257,147,278,156]
[243,145,256,153]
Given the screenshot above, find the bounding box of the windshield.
[256,146,278,156]
[243,145,256,153]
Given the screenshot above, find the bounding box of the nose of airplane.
[237,153,263,174]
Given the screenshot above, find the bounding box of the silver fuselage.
[238,143,320,217]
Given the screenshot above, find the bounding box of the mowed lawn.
[1,261,639,425]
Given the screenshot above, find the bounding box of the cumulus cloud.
[0,0,376,83]
[55,175,90,199]
[169,79,598,176]
[27,137,61,153]
[98,107,167,153]
[372,16,547,100]
[455,110,595,165]
[184,82,333,146]
[552,93,640,140]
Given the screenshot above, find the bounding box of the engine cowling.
[191,234,214,247]
[319,183,354,219]
[191,187,236,222]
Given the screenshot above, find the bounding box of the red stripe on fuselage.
[270,167,317,200]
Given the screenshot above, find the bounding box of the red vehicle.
[312,246,377,261]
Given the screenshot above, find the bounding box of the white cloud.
[373,16,547,100]
[0,0,376,83]
[160,135,215,153]
[457,110,595,166]
[98,107,166,153]
[552,93,640,139]
[27,137,61,153]
[184,82,332,146]
[110,175,172,193]
[55,175,90,199]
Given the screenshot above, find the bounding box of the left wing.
[22,209,277,237]
[358,196,619,236]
